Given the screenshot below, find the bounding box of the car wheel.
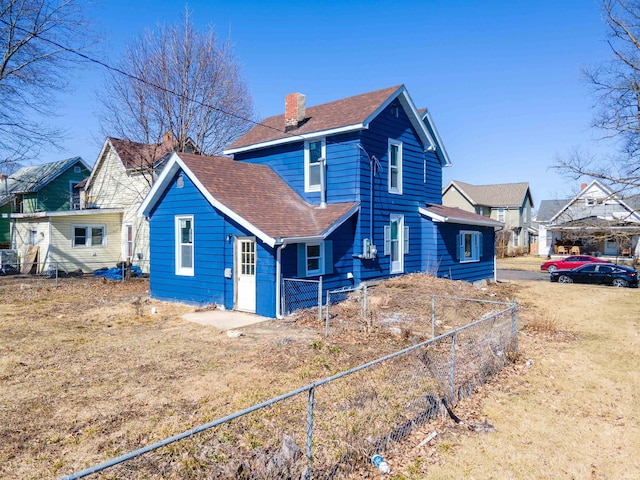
[558,275,573,284]
[612,278,628,288]
[547,265,558,273]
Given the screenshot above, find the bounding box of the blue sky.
[45,0,613,208]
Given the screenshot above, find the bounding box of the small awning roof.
[420,203,504,228]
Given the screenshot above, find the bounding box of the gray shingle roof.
[536,199,570,222]
[447,180,533,208]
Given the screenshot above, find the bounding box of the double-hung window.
[458,230,482,263]
[175,216,194,276]
[497,208,505,222]
[297,241,333,277]
[388,139,403,194]
[304,138,325,192]
[125,224,134,259]
[72,225,105,247]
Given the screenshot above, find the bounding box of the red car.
[541,255,607,273]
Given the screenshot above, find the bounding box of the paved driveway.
[497,269,549,282]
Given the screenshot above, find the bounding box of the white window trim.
[384,214,405,274]
[388,139,403,195]
[175,215,194,276]
[459,230,481,263]
[124,223,134,260]
[72,224,106,248]
[304,138,325,193]
[497,208,505,222]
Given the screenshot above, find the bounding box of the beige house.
[443,180,534,254]
[79,136,181,269]
[8,136,189,274]
[11,210,122,273]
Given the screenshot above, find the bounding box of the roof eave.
[138,153,279,248]
[419,206,504,228]
[223,123,368,155]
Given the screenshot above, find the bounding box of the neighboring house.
[79,135,186,268]
[3,134,192,274]
[139,85,502,318]
[442,181,533,254]
[1,157,92,265]
[537,180,640,258]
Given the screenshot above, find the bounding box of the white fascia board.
[277,204,360,245]
[138,153,277,247]
[321,203,360,238]
[84,138,110,191]
[361,86,436,152]
[419,206,503,228]
[137,152,181,217]
[223,124,367,155]
[5,208,123,219]
[277,235,324,245]
[421,108,452,166]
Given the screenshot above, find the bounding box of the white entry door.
[235,237,256,313]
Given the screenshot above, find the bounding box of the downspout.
[275,242,287,319]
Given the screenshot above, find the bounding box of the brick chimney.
[581,183,587,190]
[285,93,306,131]
[163,131,174,143]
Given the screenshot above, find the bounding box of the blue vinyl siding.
[433,222,496,282]
[148,171,278,316]
[281,217,357,300]
[235,133,362,205]
[146,93,497,316]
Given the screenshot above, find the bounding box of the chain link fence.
[60,301,518,480]
[0,258,149,286]
[282,278,322,318]
[324,283,514,339]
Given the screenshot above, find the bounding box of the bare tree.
[553,0,640,194]
[0,0,93,164]
[98,9,254,157]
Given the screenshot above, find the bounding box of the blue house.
[138,85,502,317]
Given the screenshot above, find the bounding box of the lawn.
[1,273,638,479]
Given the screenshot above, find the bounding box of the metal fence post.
[55,261,59,288]
[431,294,435,338]
[318,276,323,322]
[305,386,315,480]
[362,283,368,324]
[511,300,518,352]
[449,332,456,400]
[325,290,330,338]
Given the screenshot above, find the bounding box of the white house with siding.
[7,135,189,274]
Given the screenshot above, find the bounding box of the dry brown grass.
[0,274,505,479]
[497,255,546,272]
[1,273,639,479]
[380,280,640,479]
